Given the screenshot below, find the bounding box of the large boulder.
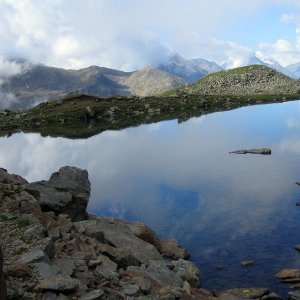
[0,246,6,300]
[26,166,90,221]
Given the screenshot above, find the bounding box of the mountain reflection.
[1,101,300,293]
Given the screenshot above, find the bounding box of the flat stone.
[133,277,152,292]
[75,218,162,264]
[19,249,48,264]
[33,263,60,279]
[122,285,140,297]
[218,288,269,299]
[229,148,271,155]
[79,289,105,300]
[34,274,79,292]
[240,260,254,267]
[276,269,300,279]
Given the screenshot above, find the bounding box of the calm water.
[2,101,300,295]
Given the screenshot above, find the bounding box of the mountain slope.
[179,65,300,95]
[116,67,187,96]
[0,64,187,109]
[159,54,222,83]
[286,62,300,78]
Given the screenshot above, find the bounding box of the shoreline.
[0,93,299,139]
[0,166,286,299]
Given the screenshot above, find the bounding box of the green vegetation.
[0,93,299,139]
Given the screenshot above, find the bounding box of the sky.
[0,0,300,73]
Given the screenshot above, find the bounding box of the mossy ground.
[0,93,299,139]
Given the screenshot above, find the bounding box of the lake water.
[2,100,300,295]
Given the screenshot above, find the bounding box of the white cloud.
[280,13,295,24]
[0,0,299,71]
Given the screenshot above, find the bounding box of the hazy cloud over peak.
[0,0,300,71]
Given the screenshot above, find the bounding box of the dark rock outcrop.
[230,148,271,155]
[26,166,90,221]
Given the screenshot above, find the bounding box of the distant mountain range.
[1,53,300,110]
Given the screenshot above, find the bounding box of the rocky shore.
[0,166,284,299]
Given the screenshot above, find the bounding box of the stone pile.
[0,166,281,299]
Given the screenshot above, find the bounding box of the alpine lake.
[2,99,300,296]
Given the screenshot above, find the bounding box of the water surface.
[2,101,300,295]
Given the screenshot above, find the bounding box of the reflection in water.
[2,101,300,294]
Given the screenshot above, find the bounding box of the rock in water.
[229,148,271,155]
[26,166,91,221]
[0,246,6,300]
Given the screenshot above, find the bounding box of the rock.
[160,239,189,260]
[74,218,162,264]
[122,285,140,297]
[276,269,300,279]
[297,202,300,207]
[171,259,200,288]
[52,258,76,276]
[19,248,48,264]
[229,148,271,155]
[42,292,58,300]
[262,292,282,300]
[127,221,161,251]
[33,263,60,279]
[288,290,300,300]
[240,260,254,267]
[295,245,300,252]
[26,166,91,221]
[79,289,105,300]
[34,274,79,292]
[0,246,6,300]
[218,287,269,299]
[133,277,152,293]
[6,261,32,277]
[94,255,118,280]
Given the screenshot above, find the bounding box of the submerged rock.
[230,148,271,155]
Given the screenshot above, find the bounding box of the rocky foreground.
[0,166,287,299]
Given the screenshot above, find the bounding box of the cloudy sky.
[0,0,300,72]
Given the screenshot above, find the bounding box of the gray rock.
[34,274,79,292]
[42,292,58,300]
[52,258,76,276]
[33,263,60,279]
[229,148,271,155]
[79,289,105,300]
[26,166,91,221]
[289,290,300,300]
[75,218,162,265]
[122,285,140,297]
[19,249,48,264]
[171,259,200,288]
[160,239,189,260]
[94,255,118,280]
